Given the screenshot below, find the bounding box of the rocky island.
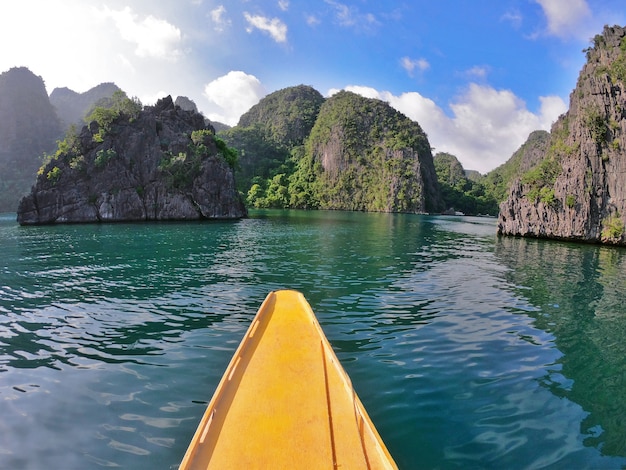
[17,95,246,225]
[498,25,626,244]
[222,87,442,213]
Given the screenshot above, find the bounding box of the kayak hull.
[180,290,397,469]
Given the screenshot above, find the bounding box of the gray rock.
[17,96,246,224]
[498,25,626,245]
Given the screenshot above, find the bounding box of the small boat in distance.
[180,289,397,469]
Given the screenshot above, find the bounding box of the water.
[1,210,625,469]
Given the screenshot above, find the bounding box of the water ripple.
[1,213,626,469]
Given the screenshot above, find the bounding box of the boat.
[180,289,397,469]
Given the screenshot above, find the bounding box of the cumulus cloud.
[100,6,182,60]
[244,13,288,43]
[329,84,567,173]
[534,0,592,39]
[536,95,569,128]
[400,57,430,76]
[210,5,231,32]
[203,71,267,126]
[327,85,378,100]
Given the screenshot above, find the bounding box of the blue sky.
[1,1,624,172]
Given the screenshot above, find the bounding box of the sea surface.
[1,210,625,469]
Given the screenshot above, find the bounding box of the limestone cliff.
[498,25,626,244]
[17,96,245,224]
[0,67,63,212]
[300,90,442,213]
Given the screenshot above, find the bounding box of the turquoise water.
[1,210,625,469]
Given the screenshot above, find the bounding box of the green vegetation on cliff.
[223,87,442,213]
[39,91,144,176]
[484,130,551,204]
[86,90,142,142]
[220,85,324,201]
[220,125,292,197]
[237,85,324,148]
[434,153,498,215]
[295,91,440,212]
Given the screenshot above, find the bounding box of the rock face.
[0,67,63,212]
[305,91,442,213]
[498,25,626,244]
[17,96,246,224]
[174,96,199,113]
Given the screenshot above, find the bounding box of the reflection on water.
[0,211,625,469]
[495,236,626,458]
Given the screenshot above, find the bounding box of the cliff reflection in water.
[495,236,626,457]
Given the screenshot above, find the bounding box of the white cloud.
[327,85,378,99]
[463,66,489,79]
[324,0,379,30]
[100,6,182,60]
[0,0,571,175]
[325,0,354,26]
[203,71,267,126]
[0,1,185,95]
[329,84,567,174]
[139,90,170,107]
[501,9,523,29]
[537,95,568,128]
[278,1,290,12]
[210,5,231,32]
[306,15,321,27]
[244,13,288,43]
[400,57,430,76]
[534,0,591,39]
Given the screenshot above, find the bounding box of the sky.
[1,1,624,173]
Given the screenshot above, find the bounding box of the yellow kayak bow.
[180,289,397,469]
